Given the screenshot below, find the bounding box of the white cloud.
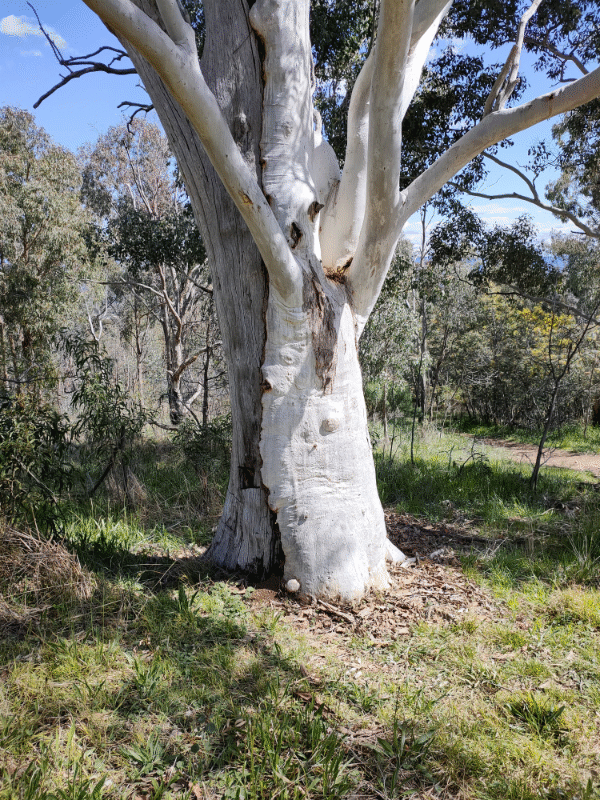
[470,203,529,216]
[20,49,42,57]
[0,14,66,50]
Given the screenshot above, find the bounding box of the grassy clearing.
[1,428,600,799]
[374,422,594,534]
[455,418,600,454]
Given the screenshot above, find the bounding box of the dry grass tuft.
[106,465,148,506]
[0,523,94,632]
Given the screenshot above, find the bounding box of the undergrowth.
[1,424,599,799]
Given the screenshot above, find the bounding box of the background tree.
[81,119,224,424]
[0,107,93,531]
[359,240,417,445]
[427,211,600,488]
[0,107,90,397]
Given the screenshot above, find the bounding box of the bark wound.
[239,461,257,489]
[325,256,352,284]
[302,269,338,393]
[308,201,324,222]
[290,222,302,248]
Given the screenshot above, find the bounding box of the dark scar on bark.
[325,256,352,284]
[308,200,324,222]
[290,222,302,248]
[302,269,338,393]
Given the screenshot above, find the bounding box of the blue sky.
[0,0,579,245]
[0,0,149,149]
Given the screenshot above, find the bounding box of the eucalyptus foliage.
[0,107,90,395]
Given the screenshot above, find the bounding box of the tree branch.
[29,2,136,108]
[155,0,192,48]
[34,61,137,109]
[366,0,415,220]
[345,0,451,319]
[320,53,374,273]
[400,64,600,227]
[482,150,539,195]
[170,353,198,384]
[523,36,589,78]
[484,0,544,116]
[117,101,155,131]
[454,151,600,239]
[83,0,301,299]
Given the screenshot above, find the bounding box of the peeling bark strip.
[302,268,338,392]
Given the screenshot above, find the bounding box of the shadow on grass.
[0,566,366,798]
[65,436,229,548]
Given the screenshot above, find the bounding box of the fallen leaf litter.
[245,511,501,644]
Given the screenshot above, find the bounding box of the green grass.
[455,417,600,454]
[1,428,600,799]
[373,422,594,537]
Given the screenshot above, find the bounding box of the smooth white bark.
[250,0,401,599]
[346,0,452,319]
[319,53,373,275]
[323,0,452,281]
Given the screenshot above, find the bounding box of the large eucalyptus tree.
[78,0,600,600]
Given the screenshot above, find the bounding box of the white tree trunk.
[248,0,406,599]
[119,0,280,575]
[261,282,395,598]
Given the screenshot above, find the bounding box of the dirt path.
[472,436,600,478]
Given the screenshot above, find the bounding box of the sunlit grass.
[373,421,594,537]
[1,425,600,799]
[455,416,600,454]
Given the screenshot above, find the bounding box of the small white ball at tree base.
[286,579,300,593]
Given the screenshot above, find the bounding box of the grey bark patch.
[302,268,339,393]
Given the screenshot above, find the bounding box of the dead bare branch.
[28,2,135,109]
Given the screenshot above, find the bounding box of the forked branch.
[400,64,600,227]
[28,2,135,109]
[454,151,600,239]
[483,0,544,116]
[83,0,301,299]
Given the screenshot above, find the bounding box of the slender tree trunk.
[202,321,211,427]
[530,382,560,491]
[0,316,8,393]
[382,381,388,446]
[133,297,145,407]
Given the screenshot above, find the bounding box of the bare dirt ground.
[473,436,600,477]
[247,437,600,620]
[246,434,600,637]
